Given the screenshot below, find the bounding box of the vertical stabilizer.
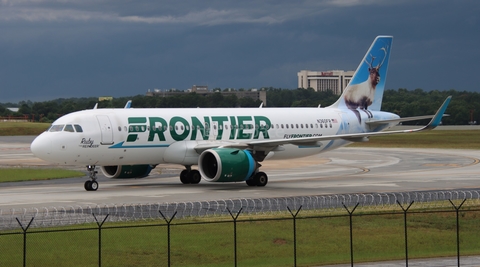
[328,36,393,113]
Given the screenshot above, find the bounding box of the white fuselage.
[30,107,398,166]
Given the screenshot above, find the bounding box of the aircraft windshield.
[47,124,84,132]
[48,125,65,132]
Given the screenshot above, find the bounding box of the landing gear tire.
[180,169,201,184]
[84,180,98,191]
[180,170,190,184]
[253,172,268,187]
[84,180,92,191]
[189,170,201,184]
[246,179,256,186]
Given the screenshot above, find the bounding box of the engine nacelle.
[100,165,153,179]
[198,148,256,182]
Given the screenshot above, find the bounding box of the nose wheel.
[84,180,99,191]
[85,165,99,191]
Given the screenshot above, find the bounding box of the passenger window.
[64,124,75,132]
[286,124,289,129]
[311,124,314,128]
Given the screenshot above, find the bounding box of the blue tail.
[329,36,393,112]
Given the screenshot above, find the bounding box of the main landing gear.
[246,171,268,187]
[180,166,201,184]
[84,165,99,191]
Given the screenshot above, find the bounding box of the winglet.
[422,96,452,130]
[124,100,132,109]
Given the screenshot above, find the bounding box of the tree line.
[0,88,478,125]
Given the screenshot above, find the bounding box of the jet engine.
[198,148,256,182]
[100,165,153,178]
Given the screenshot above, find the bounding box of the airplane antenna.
[317,104,321,108]
[93,103,98,109]
[259,102,264,108]
[124,100,132,109]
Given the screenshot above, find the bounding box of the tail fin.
[329,36,393,111]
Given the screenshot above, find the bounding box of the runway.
[1,136,480,210]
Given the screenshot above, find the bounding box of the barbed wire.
[3,190,480,230]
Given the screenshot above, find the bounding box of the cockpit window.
[49,125,65,132]
[74,124,83,132]
[64,124,75,132]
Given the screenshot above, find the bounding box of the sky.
[0,0,479,103]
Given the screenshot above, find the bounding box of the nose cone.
[30,134,52,161]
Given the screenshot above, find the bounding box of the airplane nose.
[30,134,52,160]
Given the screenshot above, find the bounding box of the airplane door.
[211,121,219,140]
[96,115,114,145]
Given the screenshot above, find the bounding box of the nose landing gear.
[84,165,99,191]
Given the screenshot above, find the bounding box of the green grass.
[0,168,85,182]
[1,208,480,266]
[349,130,480,149]
[0,122,49,136]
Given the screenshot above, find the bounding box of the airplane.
[30,35,452,191]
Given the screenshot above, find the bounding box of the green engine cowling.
[100,165,153,178]
[199,148,256,182]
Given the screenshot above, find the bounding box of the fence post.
[16,217,34,267]
[342,202,359,267]
[448,199,466,267]
[227,207,243,267]
[93,213,109,267]
[287,205,302,267]
[159,210,177,267]
[397,200,414,267]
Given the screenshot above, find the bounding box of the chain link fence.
[2,189,480,230]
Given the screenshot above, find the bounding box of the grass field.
[1,206,479,266]
[0,122,49,136]
[349,130,480,149]
[0,168,84,182]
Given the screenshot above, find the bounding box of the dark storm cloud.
[0,0,479,103]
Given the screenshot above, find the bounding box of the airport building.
[297,70,355,95]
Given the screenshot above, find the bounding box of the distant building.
[146,86,267,106]
[297,70,354,95]
[99,96,113,101]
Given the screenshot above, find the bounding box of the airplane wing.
[365,114,449,128]
[236,96,451,149]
